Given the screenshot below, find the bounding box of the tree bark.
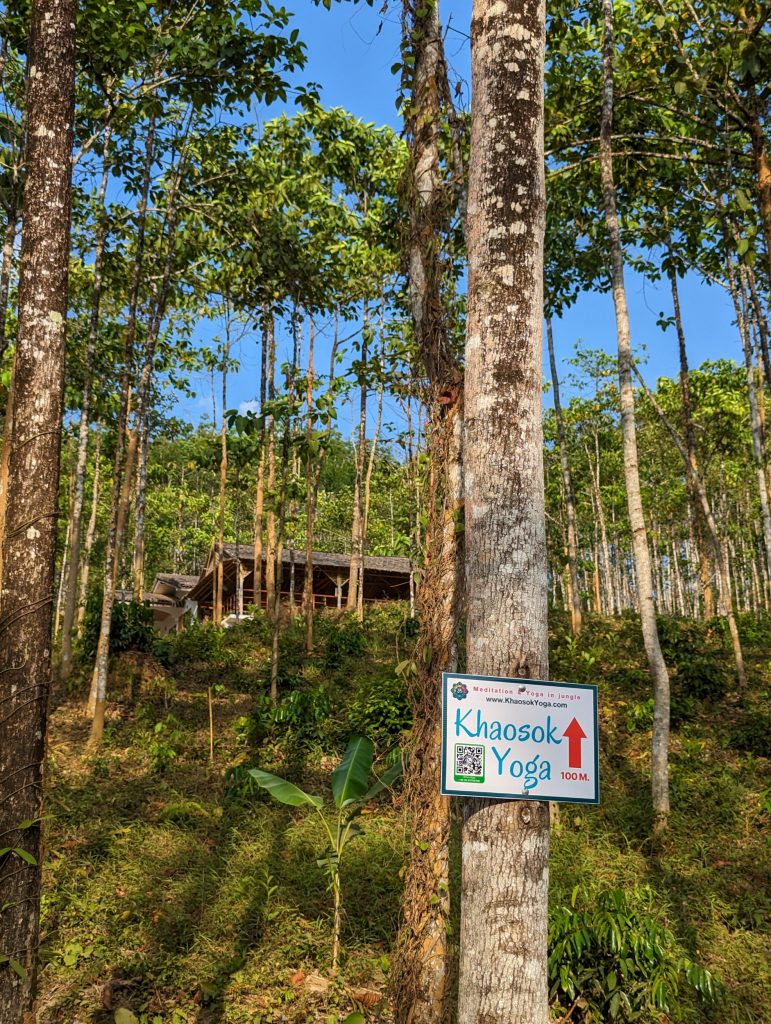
[265,316,277,624]
[600,0,670,830]
[458,2,549,1022]
[88,115,156,743]
[0,208,18,362]
[726,252,771,580]
[667,249,716,622]
[214,337,230,626]
[60,133,111,679]
[0,1,75,1015]
[746,83,771,286]
[547,318,582,632]
[131,131,188,602]
[632,366,746,685]
[253,313,269,608]
[77,423,101,627]
[347,300,368,612]
[390,5,465,1021]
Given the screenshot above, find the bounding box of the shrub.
[348,670,411,744]
[549,886,721,1022]
[77,591,155,663]
[323,615,367,668]
[162,619,236,669]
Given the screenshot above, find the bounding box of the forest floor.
[36,607,770,1024]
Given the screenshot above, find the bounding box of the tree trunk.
[131,132,188,602]
[88,115,155,743]
[727,253,771,579]
[253,313,269,608]
[0,207,18,362]
[458,2,550,1022]
[303,318,316,650]
[547,318,582,632]
[747,85,771,286]
[265,316,277,623]
[131,416,150,600]
[667,251,715,621]
[632,367,747,685]
[77,424,101,627]
[214,340,230,626]
[359,342,384,623]
[347,301,368,611]
[390,4,466,1021]
[600,0,670,830]
[60,132,111,679]
[0,1,75,1015]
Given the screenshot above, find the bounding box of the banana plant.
[249,736,402,973]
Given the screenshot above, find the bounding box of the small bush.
[348,670,411,744]
[730,707,771,758]
[163,620,236,669]
[77,591,155,663]
[323,615,368,668]
[549,886,721,1022]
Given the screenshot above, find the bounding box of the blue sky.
[173,0,740,435]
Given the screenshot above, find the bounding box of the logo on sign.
[450,680,469,700]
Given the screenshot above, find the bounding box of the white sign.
[441,673,599,804]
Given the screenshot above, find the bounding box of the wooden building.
[185,543,412,621]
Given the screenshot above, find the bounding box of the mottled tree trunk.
[390,4,465,1021]
[547,318,582,633]
[0,1,75,1016]
[600,0,670,830]
[458,2,550,1022]
[60,134,111,679]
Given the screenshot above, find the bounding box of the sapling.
[248,736,402,973]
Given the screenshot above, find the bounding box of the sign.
[441,673,599,804]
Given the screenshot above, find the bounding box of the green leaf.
[0,846,37,866]
[362,758,404,802]
[9,959,27,980]
[331,736,373,808]
[247,769,323,808]
[343,1015,366,1024]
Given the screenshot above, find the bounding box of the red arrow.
[563,718,587,769]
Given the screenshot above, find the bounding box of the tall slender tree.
[390,3,464,1020]
[600,0,671,829]
[458,1,550,1021]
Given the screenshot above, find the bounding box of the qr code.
[454,744,484,782]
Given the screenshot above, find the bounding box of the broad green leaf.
[247,769,323,808]
[343,1014,366,1024]
[331,736,373,808]
[114,1009,139,1024]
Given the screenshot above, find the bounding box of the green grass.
[37,608,770,1022]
